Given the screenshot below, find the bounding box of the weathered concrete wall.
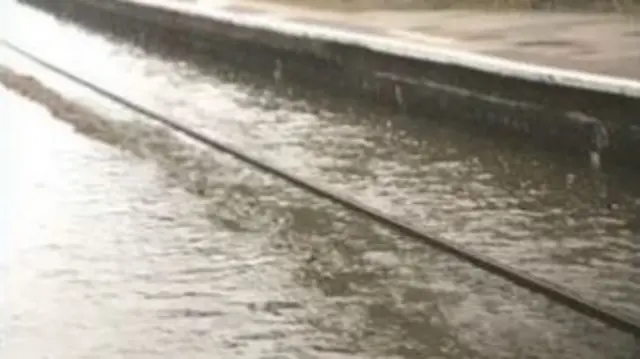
[17,0,640,168]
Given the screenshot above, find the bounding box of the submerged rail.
[2,39,639,337]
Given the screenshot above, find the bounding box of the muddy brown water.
[1,2,639,359]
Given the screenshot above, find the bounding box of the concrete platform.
[131,0,640,98]
[216,0,640,82]
[12,0,640,168]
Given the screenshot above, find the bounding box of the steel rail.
[2,39,638,337]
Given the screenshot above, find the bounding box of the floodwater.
[1,2,639,359]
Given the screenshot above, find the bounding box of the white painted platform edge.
[127,0,640,98]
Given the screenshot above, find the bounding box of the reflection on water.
[1,2,639,358]
[2,74,637,359]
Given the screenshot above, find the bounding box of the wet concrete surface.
[197,0,640,80]
[1,3,639,359]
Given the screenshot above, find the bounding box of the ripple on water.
[3,64,639,358]
[2,4,640,359]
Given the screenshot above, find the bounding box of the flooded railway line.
[3,39,639,337]
[1,2,639,359]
